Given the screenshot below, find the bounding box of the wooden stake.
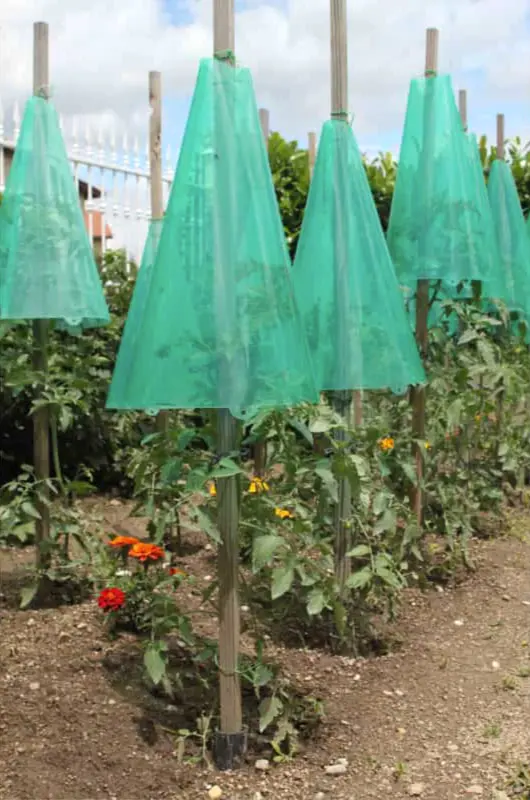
[308,131,317,178]
[458,89,467,131]
[33,22,51,574]
[329,0,353,592]
[252,108,271,477]
[212,0,245,770]
[410,27,439,527]
[496,113,505,161]
[149,71,169,434]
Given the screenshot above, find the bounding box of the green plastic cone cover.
[487,159,530,318]
[387,75,499,292]
[292,119,425,393]
[0,96,109,328]
[106,218,163,410]
[107,58,317,418]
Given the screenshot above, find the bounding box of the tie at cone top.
[293,119,425,394]
[387,74,499,294]
[106,57,318,419]
[0,96,109,330]
[487,158,530,320]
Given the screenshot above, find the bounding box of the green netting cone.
[487,159,530,319]
[0,96,109,329]
[106,218,163,410]
[292,119,425,393]
[107,58,318,418]
[387,74,499,293]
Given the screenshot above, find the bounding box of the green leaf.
[20,583,38,609]
[307,588,326,616]
[186,468,208,492]
[372,491,388,516]
[498,442,509,457]
[288,417,314,445]
[259,695,283,733]
[346,544,371,558]
[252,534,283,572]
[315,464,338,503]
[374,509,397,535]
[458,329,478,345]
[271,566,295,600]
[144,644,167,685]
[161,458,183,484]
[346,566,372,590]
[309,417,332,434]
[374,565,402,589]
[194,507,222,545]
[210,458,242,478]
[21,502,41,520]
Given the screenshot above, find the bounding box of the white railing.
[0,98,175,264]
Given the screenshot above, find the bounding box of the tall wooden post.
[329,0,353,592]
[33,22,51,574]
[212,0,245,770]
[410,27,439,528]
[496,113,505,161]
[458,89,467,131]
[149,71,169,434]
[308,131,317,178]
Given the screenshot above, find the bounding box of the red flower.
[98,587,126,612]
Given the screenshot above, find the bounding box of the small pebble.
[492,661,500,670]
[465,786,483,795]
[29,682,40,691]
[208,788,223,800]
[255,759,270,771]
[454,619,464,627]
[409,784,425,796]
[324,764,347,776]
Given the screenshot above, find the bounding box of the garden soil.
[1,499,530,800]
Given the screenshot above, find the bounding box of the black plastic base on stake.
[213,730,247,770]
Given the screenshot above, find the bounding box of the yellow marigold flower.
[275,507,294,520]
[378,437,395,452]
[249,477,270,494]
[208,482,217,496]
[424,441,431,450]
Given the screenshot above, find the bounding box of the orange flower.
[208,482,217,497]
[378,437,395,452]
[275,507,294,520]
[129,542,165,562]
[169,567,186,577]
[108,535,140,549]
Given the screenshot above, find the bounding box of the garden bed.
[1,499,530,799]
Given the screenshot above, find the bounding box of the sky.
[1,0,529,160]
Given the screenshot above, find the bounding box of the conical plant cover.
[487,159,530,319]
[407,133,500,334]
[292,119,425,393]
[107,58,317,418]
[0,96,109,328]
[106,218,163,409]
[387,75,499,294]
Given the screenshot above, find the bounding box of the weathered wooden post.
[33,21,51,574]
[410,27,439,527]
[212,0,246,770]
[149,70,169,434]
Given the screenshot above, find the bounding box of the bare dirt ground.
[1,500,530,800]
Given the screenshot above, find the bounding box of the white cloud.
[0,0,529,147]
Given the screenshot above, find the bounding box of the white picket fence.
[0,98,176,263]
